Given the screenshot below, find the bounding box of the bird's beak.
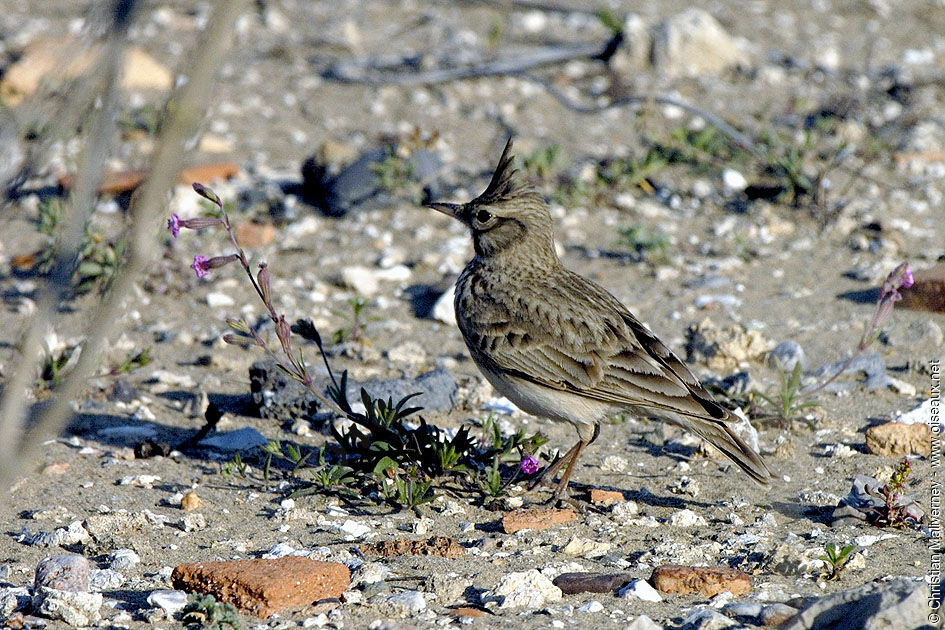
[427,202,463,220]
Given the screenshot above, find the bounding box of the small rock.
[171,557,350,617]
[685,318,774,371]
[617,578,663,602]
[720,601,762,622]
[333,519,370,539]
[589,488,626,505]
[612,500,640,518]
[383,590,426,616]
[759,602,798,626]
[764,540,824,576]
[894,398,935,425]
[553,572,634,595]
[767,340,805,372]
[180,491,204,511]
[562,537,611,558]
[577,600,604,613]
[721,169,747,193]
[34,555,90,592]
[108,379,138,403]
[651,8,749,78]
[0,586,30,616]
[147,590,189,616]
[682,607,737,629]
[836,474,925,525]
[206,292,235,308]
[451,606,484,618]
[340,266,379,296]
[898,262,945,313]
[109,549,140,571]
[628,615,662,630]
[486,569,562,609]
[198,427,268,451]
[501,507,576,534]
[118,474,161,488]
[781,578,925,630]
[359,536,464,558]
[32,587,102,626]
[179,513,206,532]
[651,565,751,597]
[886,319,944,349]
[865,421,931,457]
[89,569,124,591]
[670,509,707,527]
[431,287,456,326]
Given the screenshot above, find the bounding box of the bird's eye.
[475,209,493,224]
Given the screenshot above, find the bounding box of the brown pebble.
[650,564,751,597]
[452,607,485,617]
[41,462,69,475]
[171,556,349,617]
[865,422,931,457]
[179,162,240,185]
[501,507,576,534]
[233,222,277,248]
[552,572,634,595]
[589,488,625,505]
[899,262,945,314]
[180,491,204,511]
[359,536,465,558]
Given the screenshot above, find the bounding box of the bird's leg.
[551,439,587,500]
[527,440,581,490]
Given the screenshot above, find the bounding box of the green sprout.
[752,361,819,425]
[180,593,242,630]
[819,542,856,580]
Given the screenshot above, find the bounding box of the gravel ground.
[0,1,943,628]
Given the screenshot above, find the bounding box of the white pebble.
[618,579,663,602]
[206,292,235,308]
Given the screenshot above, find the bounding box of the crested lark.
[430,138,772,499]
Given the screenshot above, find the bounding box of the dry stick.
[0,10,129,473]
[0,0,249,489]
[323,42,760,156]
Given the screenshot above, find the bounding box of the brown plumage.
[429,138,773,498]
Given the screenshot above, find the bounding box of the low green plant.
[180,593,242,629]
[331,295,368,343]
[523,144,565,181]
[371,148,421,203]
[111,347,152,375]
[868,458,916,529]
[220,452,248,480]
[38,346,76,389]
[615,224,671,261]
[752,362,819,425]
[819,541,856,580]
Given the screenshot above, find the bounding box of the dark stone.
[552,572,634,595]
[300,147,443,217]
[812,352,890,392]
[108,379,138,403]
[249,360,458,424]
[133,439,170,459]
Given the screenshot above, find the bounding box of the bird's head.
[428,138,557,261]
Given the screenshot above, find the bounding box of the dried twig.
[0,0,250,489]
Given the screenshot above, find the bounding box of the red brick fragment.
[589,488,626,505]
[650,564,751,597]
[501,507,576,534]
[171,556,349,617]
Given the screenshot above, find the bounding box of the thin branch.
[0,0,250,489]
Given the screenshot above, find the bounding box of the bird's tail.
[688,414,774,486]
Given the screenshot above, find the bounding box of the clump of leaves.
[523,144,565,181]
[331,295,369,344]
[819,541,856,580]
[751,362,819,426]
[868,458,916,529]
[35,197,125,294]
[220,452,248,480]
[180,593,242,630]
[371,148,422,203]
[615,223,671,261]
[110,347,151,375]
[38,346,78,390]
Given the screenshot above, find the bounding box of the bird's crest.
[471,137,532,206]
